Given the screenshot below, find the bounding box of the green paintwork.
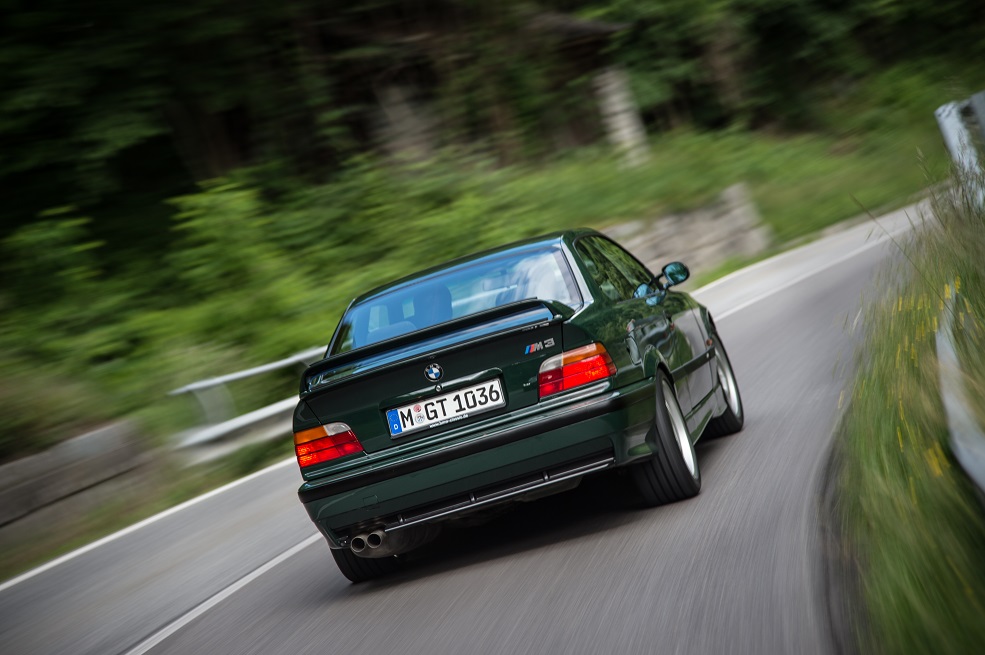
[295,229,726,548]
[301,303,562,463]
[307,381,654,543]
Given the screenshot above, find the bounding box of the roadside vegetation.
[2,0,984,463]
[836,175,985,654]
[2,58,980,463]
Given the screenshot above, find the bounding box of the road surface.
[0,203,925,655]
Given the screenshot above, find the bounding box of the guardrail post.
[968,91,985,140]
[167,345,326,464]
[189,384,235,426]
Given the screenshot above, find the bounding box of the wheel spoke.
[717,345,741,418]
[663,380,696,478]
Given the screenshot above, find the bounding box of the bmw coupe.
[293,230,743,582]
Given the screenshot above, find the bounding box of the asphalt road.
[0,203,924,655]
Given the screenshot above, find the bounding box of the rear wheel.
[331,547,400,583]
[704,333,744,439]
[631,373,701,506]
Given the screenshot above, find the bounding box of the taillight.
[294,422,363,468]
[538,343,617,398]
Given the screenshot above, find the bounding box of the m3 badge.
[524,338,556,355]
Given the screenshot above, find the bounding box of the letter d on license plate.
[387,378,505,437]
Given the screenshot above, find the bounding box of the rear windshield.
[330,247,579,354]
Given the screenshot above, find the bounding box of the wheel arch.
[640,344,675,387]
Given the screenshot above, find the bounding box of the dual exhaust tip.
[350,529,385,555]
[348,524,441,558]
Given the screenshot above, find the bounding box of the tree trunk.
[593,66,649,167]
[704,17,749,123]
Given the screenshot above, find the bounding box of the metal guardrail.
[935,92,985,205]
[937,288,985,502]
[168,345,326,462]
[935,90,985,501]
[169,346,326,396]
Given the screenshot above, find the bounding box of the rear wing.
[300,299,574,397]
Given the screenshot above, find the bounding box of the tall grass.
[837,173,985,654]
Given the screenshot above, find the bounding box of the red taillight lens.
[538,343,617,398]
[294,422,363,468]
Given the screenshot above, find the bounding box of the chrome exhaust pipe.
[353,525,441,558]
[366,530,385,550]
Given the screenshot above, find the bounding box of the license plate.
[386,379,506,437]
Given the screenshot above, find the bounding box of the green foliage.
[2,0,985,462]
[0,53,973,460]
[168,183,311,311]
[580,0,984,126]
[2,211,101,306]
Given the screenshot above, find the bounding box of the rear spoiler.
[300,299,574,397]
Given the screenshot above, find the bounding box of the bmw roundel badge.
[424,363,443,382]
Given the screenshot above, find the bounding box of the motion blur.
[1,2,984,654]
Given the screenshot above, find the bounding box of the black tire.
[331,547,400,583]
[631,373,701,506]
[704,332,744,439]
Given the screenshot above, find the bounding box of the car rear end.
[294,240,656,558]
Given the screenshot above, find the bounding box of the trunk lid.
[300,301,567,454]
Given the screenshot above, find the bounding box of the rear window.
[331,247,578,354]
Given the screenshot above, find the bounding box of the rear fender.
[697,305,716,338]
[640,344,674,386]
[293,400,321,434]
[637,347,687,452]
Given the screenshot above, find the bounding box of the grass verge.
[835,177,985,654]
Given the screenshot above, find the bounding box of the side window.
[591,238,653,296]
[575,238,636,301]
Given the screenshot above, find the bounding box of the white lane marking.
[122,534,321,655]
[704,226,912,321]
[0,457,297,594]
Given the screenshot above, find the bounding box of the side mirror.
[661,261,690,288]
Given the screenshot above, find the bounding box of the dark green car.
[294,229,743,582]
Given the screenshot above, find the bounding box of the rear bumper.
[299,379,655,546]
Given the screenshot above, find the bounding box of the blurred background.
[1,0,984,528]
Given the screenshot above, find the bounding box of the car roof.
[350,228,602,305]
